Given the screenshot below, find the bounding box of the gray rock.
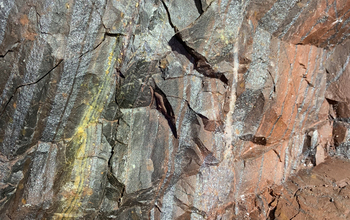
[1,0,350,219]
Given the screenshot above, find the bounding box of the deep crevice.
[0,50,14,58]
[149,80,178,138]
[239,134,267,145]
[169,35,228,84]
[194,0,204,14]
[267,70,276,98]
[107,138,125,207]
[160,0,179,32]
[161,0,227,84]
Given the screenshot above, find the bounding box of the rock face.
[1,0,350,219]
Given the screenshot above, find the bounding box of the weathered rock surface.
[1,0,350,219]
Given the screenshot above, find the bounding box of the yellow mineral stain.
[54,213,81,218]
[59,38,119,219]
[108,51,114,66]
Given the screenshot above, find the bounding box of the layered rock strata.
[1,0,350,219]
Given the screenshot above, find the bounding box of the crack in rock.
[0,59,64,117]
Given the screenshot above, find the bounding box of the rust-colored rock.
[1,0,350,219]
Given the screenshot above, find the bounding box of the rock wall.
[1,0,350,219]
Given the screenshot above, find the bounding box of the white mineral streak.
[224,37,240,153]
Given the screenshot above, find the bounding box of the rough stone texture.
[273,158,350,219]
[1,0,350,219]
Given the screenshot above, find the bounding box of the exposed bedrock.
[1,0,350,219]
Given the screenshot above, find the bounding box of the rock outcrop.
[1,0,350,219]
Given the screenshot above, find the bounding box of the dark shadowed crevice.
[168,35,228,84]
[161,0,227,84]
[194,0,204,14]
[238,134,267,146]
[0,50,13,58]
[160,0,179,32]
[107,168,125,207]
[149,82,178,138]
